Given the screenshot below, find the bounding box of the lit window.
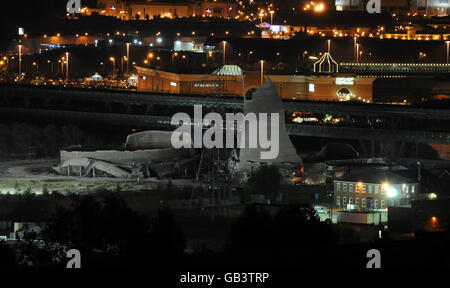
[343,183,347,192]
[362,198,366,208]
[336,183,341,192]
[355,185,360,193]
[375,185,379,194]
[336,196,340,206]
[308,83,315,92]
[368,185,372,194]
[349,184,354,193]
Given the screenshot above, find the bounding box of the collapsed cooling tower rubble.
[54,157,131,178]
[55,131,194,178]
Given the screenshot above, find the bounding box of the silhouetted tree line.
[246,165,282,202]
[43,194,186,268]
[222,204,338,268]
[0,190,67,223]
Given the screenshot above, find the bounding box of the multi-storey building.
[333,169,419,211]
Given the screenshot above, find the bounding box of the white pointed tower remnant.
[237,78,303,182]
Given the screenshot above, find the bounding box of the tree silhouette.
[226,204,337,268]
[226,205,272,267]
[44,194,186,267]
[247,165,282,202]
[147,206,186,267]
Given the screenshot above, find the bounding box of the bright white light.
[157,37,163,44]
[335,77,354,85]
[387,187,397,198]
[309,83,315,92]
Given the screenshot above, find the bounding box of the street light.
[18,44,22,75]
[269,10,274,25]
[110,57,115,73]
[65,52,69,83]
[446,41,449,64]
[121,56,127,73]
[387,187,397,198]
[32,62,39,74]
[126,42,131,73]
[260,60,264,86]
[356,43,360,63]
[172,52,178,64]
[1,56,8,72]
[302,51,308,62]
[222,41,227,65]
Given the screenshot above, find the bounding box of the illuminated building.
[335,0,448,16]
[93,0,238,20]
[333,169,419,211]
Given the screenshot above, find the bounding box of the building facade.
[93,0,238,20]
[135,66,375,102]
[333,169,419,211]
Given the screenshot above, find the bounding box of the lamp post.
[18,45,22,75]
[222,41,226,65]
[269,10,274,25]
[121,56,127,73]
[172,52,178,64]
[32,62,39,74]
[327,39,331,54]
[65,52,69,83]
[60,57,65,76]
[206,51,212,67]
[356,44,360,63]
[353,36,357,62]
[446,41,449,64]
[126,42,130,73]
[110,57,115,74]
[260,60,264,86]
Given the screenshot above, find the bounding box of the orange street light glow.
[314,3,325,12]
